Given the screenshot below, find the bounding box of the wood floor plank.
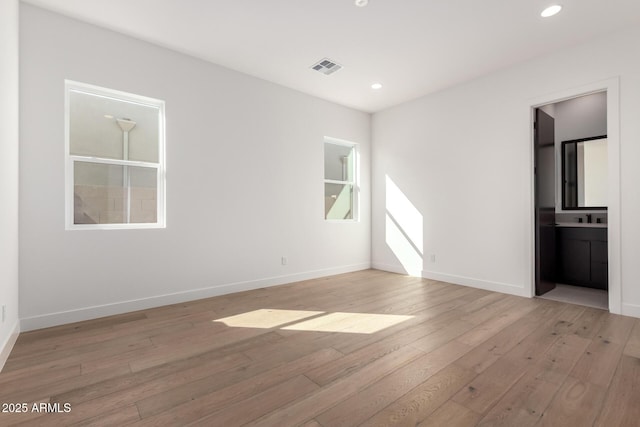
[452,357,527,415]
[52,353,249,406]
[246,345,424,427]
[68,404,141,427]
[0,365,81,400]
[1,270,639,426]
[0,364,132,412]
[570,337,624,388]
[12,312,148,346]
[534,333,592,377]
[536,376,606,427]
[417,400,481,427]
[476,334,591,427]
[456,297,536,347]
[593,312,636,344]
[457,305,587,417]
[84,346,164,376]
[476,369,560,427]
[241,332,345,362]
[572,307,607,339]
[330,291,483,355]
[315,341,471,426]
[361,363,477,426]
[3,336,154,373]
[458,291,508,314]
[455,301,567,374]
[594,355,640,427]
[623,318,640,358]
[185,375,319,427]
[304,311,472,387]
[304,332,422,387]
[266,288,485,363]
[497,302,586,369]
[127,327,269,372]
[412,295,536,356]
[0,397,51,426]
[134,347,342,422]
[9,312,205,360]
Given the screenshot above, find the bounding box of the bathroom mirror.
[562,135,607,210]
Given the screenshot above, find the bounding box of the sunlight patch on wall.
[214,309,413,334]
[385,215,423,276]
[385,175,424,276]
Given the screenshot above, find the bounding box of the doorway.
[532,87,617,312]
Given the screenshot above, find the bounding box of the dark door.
[535,108,556,295]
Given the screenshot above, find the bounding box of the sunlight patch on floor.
[214,309,323,328]
[282,312,414,334]
[214,309,414,334]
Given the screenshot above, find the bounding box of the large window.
[65,81,165,229]
[324,137,358,220]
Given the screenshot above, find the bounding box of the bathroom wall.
[19,5,371,330]
[554,92,607,144]
[551,92,607,214]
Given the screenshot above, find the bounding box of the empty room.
[3,0,640,425]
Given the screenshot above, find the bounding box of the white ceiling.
[22,0,640,113]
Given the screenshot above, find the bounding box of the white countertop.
[555,222,607,228]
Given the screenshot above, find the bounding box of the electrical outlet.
[430,254,436,263]
[1,305,5,323]
[281,256,288,265]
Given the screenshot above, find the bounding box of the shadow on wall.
[385,175,424,276]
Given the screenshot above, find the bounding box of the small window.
[65,81,165,229]
[324,137,358,220]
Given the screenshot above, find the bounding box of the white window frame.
[65,80,166,230]
[324,136,359,222]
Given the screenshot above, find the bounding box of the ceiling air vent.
[310,58,343,76]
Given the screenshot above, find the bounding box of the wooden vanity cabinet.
[556,227,608,290]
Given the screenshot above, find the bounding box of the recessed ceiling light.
[371,83,383,90]
[355,0,369,7]
[104,114,114,119]
[541,5,562,18]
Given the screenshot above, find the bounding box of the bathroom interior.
[535,91,608,310]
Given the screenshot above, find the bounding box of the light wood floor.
[1,269,639,426]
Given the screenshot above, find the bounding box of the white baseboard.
[371,262,413,276]
[421,270,529,297]
[621,303,640,319]
[373,261,528,298]
[0,320,20,372]
[20,263,371,331]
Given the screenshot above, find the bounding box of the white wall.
[372,23,640,317]
[19,5,371,330]
[0,0,21,369]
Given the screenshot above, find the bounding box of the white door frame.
[528,77,621,314]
